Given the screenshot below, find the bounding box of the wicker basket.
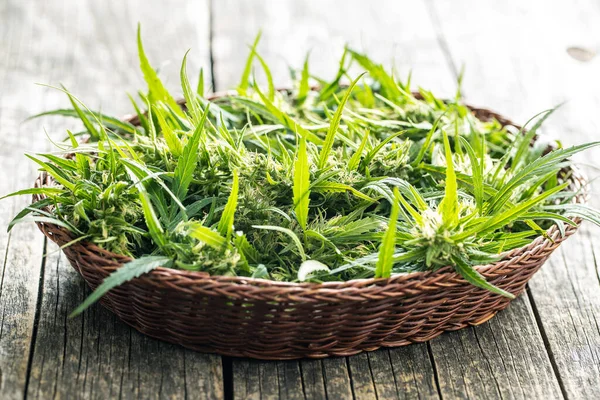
[32,97,587,360]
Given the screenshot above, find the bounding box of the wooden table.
[1,1,599,398]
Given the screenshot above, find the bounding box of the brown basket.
[32,96,587,360]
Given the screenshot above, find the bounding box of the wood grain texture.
[428,0,600,397]
[0,1,222,399]
[232,361,303,400]
[429,296,562,399]
[233,358,353,400]
[345,346,440,399]
[0,1,69,397]
[300,358,353,399]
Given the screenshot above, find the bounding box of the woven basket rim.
[33,91,589,293]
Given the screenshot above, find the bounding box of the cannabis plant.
[3,28,600,315]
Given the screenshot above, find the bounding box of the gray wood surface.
[1,0,599,399]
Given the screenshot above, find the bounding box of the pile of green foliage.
[4,29,600,314]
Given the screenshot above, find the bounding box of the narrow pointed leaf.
[70,256,171,317]
[137,24,184,117]
[439,131,458,227]
[293,137,310,230]
[187,222,228,249]
[217,171,239,239]
[318,73,365,169]
[293,138,310,229]
[375,188,400,278]
[172,109,208,201]
[238,32,262,94]
[252,225,307,261]
[452,256,515,299]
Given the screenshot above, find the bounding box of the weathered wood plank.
[0,1,223,399]
[429,296,562,399]
[233,357,354,399]
[388,345,440,399]
[233,360,304,400]
[0,1,69,397]
[530,240,600,399]
[346,346,440,399]
[0,150,45,400]
[300,358,353,399]
[428,0,600,397]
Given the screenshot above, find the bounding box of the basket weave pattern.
[33,104,586,360]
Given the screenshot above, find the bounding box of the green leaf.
[217,171,239,239]
[305,230,341,254]
[252,225,307,261]
[458,136,484,212]
[375,188,400,278]
[137,24,184,117]
[187,222,228,249]
[172,108,208,201]
[412,112,445,167]
[252,83,323,145]
[70,256,171,317]
[512,107,560,170]
[318,48,349,102]
[348,129,370,171]
[297,53,310,105]
[520,211,577,227]
[167,197,217,230]
[362,130,405,166]
[25,154,75,191]
[153,104,183,156]
[234,233,261,264]
[251,50,275,101]
[545,203,600,227]
[127,93,150,134]
[456,182,569,240]
[180,50,203,123]
[63,89,101,140]
[293,137,310,230]
[197,67,205,97]
[120,158,186,215]
[317,73,365,170]
[28,109,137,135]
[347,49,402,100]
[0,187,64,201]
[395,189,423,226]
[439,130,458,228]
[10,215,80,234]
[452,255,515,299]
[39,153,78,171]
[487,142,600,215]
[238,31,262,95]
[126,168,166,248]
[312,181,375,202]
[6,199,52,232]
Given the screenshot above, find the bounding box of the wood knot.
[567,46,596,62]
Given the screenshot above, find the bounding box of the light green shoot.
[293,137,310,230]
[375,188,400,278]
